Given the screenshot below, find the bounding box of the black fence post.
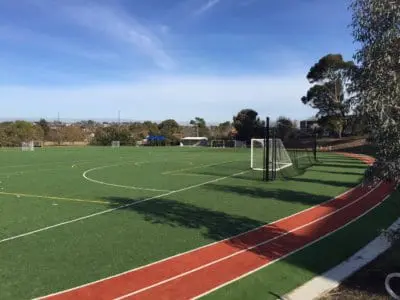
[314,133,317,160]
[264,117,270,182]
[272,128,277,181]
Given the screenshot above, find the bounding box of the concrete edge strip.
[282,216,400,300]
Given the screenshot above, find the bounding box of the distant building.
[300,115,361,137]
[300,118,319,132]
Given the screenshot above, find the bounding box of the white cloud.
[194,0,221,16]
[61,3,175,70]
[0,25,118,62]
[0,74,315,122]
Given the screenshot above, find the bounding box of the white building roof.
[181,137,208,140]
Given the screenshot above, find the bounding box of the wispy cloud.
[194,0,221,16]
[0,25,118,62]
[0,74,314,122]
[60,3,176,70]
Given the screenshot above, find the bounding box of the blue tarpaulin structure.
[146,135,166,142]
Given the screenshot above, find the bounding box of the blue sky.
[0,0,355,123]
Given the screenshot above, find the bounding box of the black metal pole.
[265,117,270,181]
[263,122,266,181]
[273,128,277,180]
[314,133,317,160]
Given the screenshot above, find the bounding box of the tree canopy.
[190,117,210,137]
[275,117,296,140]
[351,0,400,182]
[0,121,44,147]
[91,126,135,146]
[301,54,356,137]
[233,109,264,141]
[159,119,181,144]
[38,119,50,138]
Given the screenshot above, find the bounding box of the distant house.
[300,118,319,132]
[300,115,361,137]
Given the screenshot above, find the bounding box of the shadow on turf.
[316,163,367,170]
[285,177,359,188]
[105,197,265,241]
[310,169,364,176]
[204,184,330,206]
[103,181,360,246]
[104,188,399,300]
[103,155,396,299]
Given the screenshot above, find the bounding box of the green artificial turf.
[0,147,368,299]
[203,191,400,300]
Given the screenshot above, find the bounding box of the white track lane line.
[192,192,391,300]
[114,183,382,300]
[161,160,239,175]
[39,184,362,299]
[0,170,249,244]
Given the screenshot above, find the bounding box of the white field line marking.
[252,163,293,172]
[38,152,363,298]
[170,173,213,177]
[0,191,110,205]
[192,192,391,300]
[0,170,249,245]
[0,158,154,178]
[114,183,382,300]
[161,160,239,175]
[39,184,362,299]
[82,162,172,193]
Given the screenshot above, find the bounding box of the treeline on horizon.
[0,110,307,147]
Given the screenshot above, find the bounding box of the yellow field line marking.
[162,160,237,175]
[0,169,250,244]
[0,191,109,205]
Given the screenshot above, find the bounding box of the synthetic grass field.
[0,147,398,299]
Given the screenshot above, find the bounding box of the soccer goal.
[21,141,34,151]
[222,140,247,148]
[180,137,208,147]
[250,138,292,171]
[111,141,120,148]
[210,140,225,148]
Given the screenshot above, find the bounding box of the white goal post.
[180,137,208,147]
[21,141,35,151]
[111,141,120,148]
[250,138,292,171]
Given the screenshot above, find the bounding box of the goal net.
[220,140,247,148]
[21,141,34,151]
[250,138,292,171]
[111,141,120,148]
[180,137,208,147]
[210,140,225,148]
[234,140,246,148]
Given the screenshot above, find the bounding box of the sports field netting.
[250,138,292,171]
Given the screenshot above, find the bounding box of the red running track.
[42,154,393,300]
